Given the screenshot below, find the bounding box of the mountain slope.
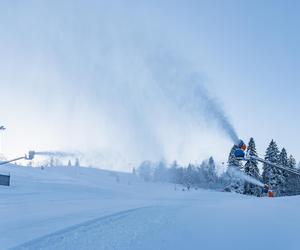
[1,165,300,250]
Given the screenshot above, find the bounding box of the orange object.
[268,190,273,197]
[241,144,247,151]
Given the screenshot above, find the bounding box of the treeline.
[238,138,300,196]
[229,138,300,197]
[136,157,224,191]
[136,138,300,197]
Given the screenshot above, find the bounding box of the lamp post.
[0,126,6,156]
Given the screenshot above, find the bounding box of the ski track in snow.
[11,206,178,250]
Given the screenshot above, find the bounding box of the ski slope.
[1,165,300,250]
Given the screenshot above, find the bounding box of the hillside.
[0,165,299,250]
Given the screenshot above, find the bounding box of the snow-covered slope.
[1,165,300,250]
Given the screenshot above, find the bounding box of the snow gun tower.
[0,151,35,186]
[234,139,300,197]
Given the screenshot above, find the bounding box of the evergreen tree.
[279,148,288,168]
[285,155,298,196]
[204,157,218,186]
[228,146,243,170]
[262,140,283,196]
[195,161,207,188]
[138,161,153,182]
[184,164,195,189]
[67,160,72,167]
[243,138,262,196]
[169,161,179,183]
[153,160,168,182]
[288,155,296,169]
[225,145,244,193]
[176,166,185,185]
[278,148,289,195]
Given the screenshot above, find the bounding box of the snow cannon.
[234,149,246,159]
[26,151,35,160]
[234,139,247,159]
[236,139,247,151]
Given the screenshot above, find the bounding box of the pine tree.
[228,146,243,170]
[184,164,195,189]
[138,161,153,182]
[279,148,288,168]
[225,145,244,193]
[153,160,168,182]
[244,138,262,196]
[285,155,298,195]
[262,140,283,196]
[278,148,289,194]
[176,166,185,185]
[169,161,179,183]
[288,155,296,169]
[205,157,218,186]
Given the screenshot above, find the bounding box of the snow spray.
[228,167,264,187]
[34,151,77,158]
[158,69,240,145]
[193,79,239,145]
[190,72,240,144]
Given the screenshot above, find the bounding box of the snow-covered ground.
[1,165,300,250]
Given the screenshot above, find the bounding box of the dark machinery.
[0,151,35,166]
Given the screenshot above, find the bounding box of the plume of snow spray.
[228,167,264,187]
[151,56,240,145]
[0,4,242,166]
[191,76,239,145]
[34,151,77,158]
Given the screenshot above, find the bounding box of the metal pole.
[0,126,6,155]
[240,156,300,176]
[0,156,26,166]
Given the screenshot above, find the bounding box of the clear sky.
[0,0,299,169]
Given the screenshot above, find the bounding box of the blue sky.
[0,0,299,168]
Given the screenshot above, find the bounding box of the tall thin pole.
[0,126,6,156]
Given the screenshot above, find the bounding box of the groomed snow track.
[11,206,178,250]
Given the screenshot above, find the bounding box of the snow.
[1,165,300,250]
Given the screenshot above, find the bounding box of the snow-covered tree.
[153,160,168,182]
[138,161,153,182]
[228,146,243,170]
[288,155,296,169]
[176,166,185,185]
[169,161,179,183]
[184,164,195,189]
[285,155,299,196]
[204,157,218,186]
[243,138,262,196]
[278,148,290,194]
[279,148,289,168]
[225,145,244,193]
[262,140,283,196]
